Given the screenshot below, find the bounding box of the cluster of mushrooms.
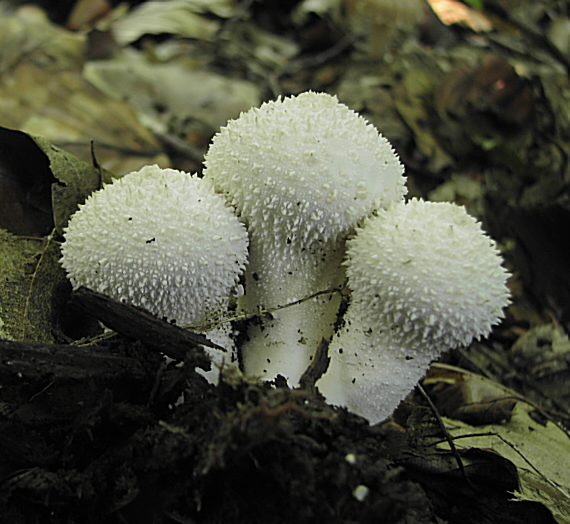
[61,92,510,424]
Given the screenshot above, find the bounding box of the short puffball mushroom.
[203,91,406,385]
[317,198,511,424]
[60,165,249,377]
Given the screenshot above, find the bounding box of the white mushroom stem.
[317,310,438,423]
[317,199,511,423]
[204,92,406,385]
[239,235,346,383]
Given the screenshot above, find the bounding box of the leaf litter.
[0,0,569,522]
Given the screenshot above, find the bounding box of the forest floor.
[0,1,569,522]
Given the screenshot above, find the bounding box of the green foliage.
[0,230,65,343]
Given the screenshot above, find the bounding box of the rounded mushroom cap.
[345,198,510,350]
[203,91,406,248]
[60,165,249,326]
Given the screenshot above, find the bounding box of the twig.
[417,383,476,490]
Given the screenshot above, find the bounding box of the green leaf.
[464,0,483,10]
[31,135,115,234]
[0,229,67,343]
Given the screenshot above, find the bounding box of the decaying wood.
[0,337,149,382]
[71,286,213,370]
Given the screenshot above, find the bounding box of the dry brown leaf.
[425,364,570,522]
[0,7,169,174]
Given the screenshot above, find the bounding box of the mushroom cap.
[345,198,510,351]
[60,165,249,326]
[203,91,406,248]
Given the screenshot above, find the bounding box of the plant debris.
[1,0,569,522]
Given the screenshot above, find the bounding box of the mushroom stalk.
[239,235,346,382]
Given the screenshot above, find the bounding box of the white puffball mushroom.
[203,91,406,385]
[60,165,249,378]
[317,198,511,424]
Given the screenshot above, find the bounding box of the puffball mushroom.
[60,165,249,376]
[317,198,510,424]
[203,91,406,385]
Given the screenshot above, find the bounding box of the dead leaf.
[0,7,169,174]
[393,63,454,173]
[0,5,85,75]
[510,324,570,413]
[427,0,493,32]
[66,0,112,30]
[441,403,570,523]
[0,127,116,236]
[403,406,520,491]
[0,128,55,237]
[426,364,570,523]
[83,49,262,136]
[424,364,519,425]
[110,0,236,46]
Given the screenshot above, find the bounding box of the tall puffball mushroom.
[203,92,406,384]
[60,165,249,378]
[317,199,511,424]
